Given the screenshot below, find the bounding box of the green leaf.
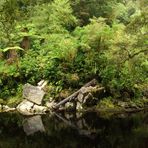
[2,46,24,52]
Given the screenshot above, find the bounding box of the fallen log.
[53,79,104,110]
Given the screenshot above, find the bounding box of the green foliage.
[2,46,24,52]
[0,0,147,103]
[97,97,115,109]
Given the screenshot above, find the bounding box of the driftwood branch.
[53,79,103,110]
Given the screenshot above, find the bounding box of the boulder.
[65,101,76,111]
[23,84,45,105]
[45,100,56,109]
[76,102,83,111]
[77,93,84,103]
[17,100,47,115]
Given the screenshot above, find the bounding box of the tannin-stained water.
[0,111,148,148]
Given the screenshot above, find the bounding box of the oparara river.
[0,111,148,148]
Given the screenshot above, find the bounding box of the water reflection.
[0,111,148,148]
[23,115,45,136]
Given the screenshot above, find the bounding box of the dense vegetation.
[0,0,147,105]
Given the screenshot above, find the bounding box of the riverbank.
[83,97,148,117]
[1,96,148,116]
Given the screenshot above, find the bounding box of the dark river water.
[0,111,148,148]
